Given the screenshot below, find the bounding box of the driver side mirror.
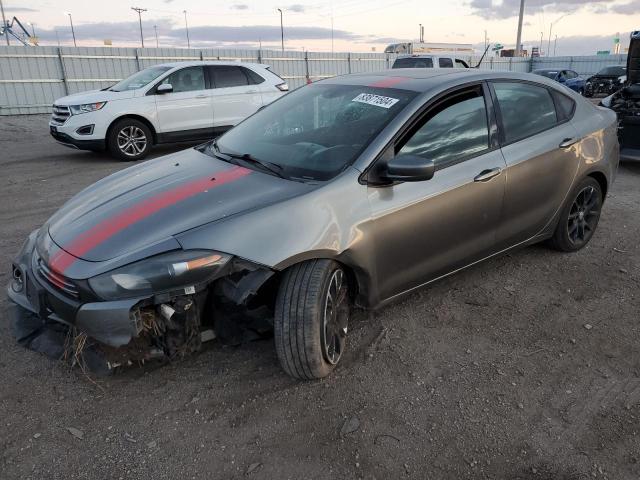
[156,83,173,94]
[383,154,435,182]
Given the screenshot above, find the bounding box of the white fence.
[0,45,628,115]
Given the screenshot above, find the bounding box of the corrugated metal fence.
[0,45,628,115]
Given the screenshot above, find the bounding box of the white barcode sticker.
[352,93,400,109]
[184,286,196,295]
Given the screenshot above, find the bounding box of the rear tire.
[107,118,152,161]
[549,177,603,252]
[274,260,350,380]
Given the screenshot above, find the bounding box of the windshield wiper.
[210,140,286,179]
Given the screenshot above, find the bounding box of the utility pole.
[0,0,9,45]
[64,12,77,47]
[554,34,558,56]
[515,0,525,57]
[484,30,488,51]
[277,8,284,52]
[539,31,543,55]
[419,23,422,42]
[183,10,190,48]
[154,25,158,48]
[131,7,146,48]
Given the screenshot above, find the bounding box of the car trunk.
[610,31,640,160]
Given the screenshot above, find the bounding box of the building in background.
[384,42,475,55]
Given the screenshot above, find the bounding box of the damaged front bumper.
[8,231,147,347]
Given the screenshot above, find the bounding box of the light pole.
[515,0,525,57]
[131,7,146,48]
[64,12,76,47]
[554,34,558,56]
[547,13,570,58]
[154,25,158,48]
[27,22,37,45]
[0,0,9,46]
[277,8,284,52]
[539,31,543,55]
[419,23,422,42]
[183,10,190,48]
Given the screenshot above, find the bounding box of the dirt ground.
[0,114,639,480]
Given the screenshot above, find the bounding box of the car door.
[208,65,264,129]
[490,80,581,248]
[367,84,507,301]
[565,71,583,92]
[154,66,213,139]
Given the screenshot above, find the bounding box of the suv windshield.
[109,66,172,92]
[212,84,417,181]
[597,66,626,76]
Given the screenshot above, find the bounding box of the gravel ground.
[0,114,639,480]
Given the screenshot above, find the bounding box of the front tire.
[107,118,152,161]
[549,177,603,252]
[274,260,350,380]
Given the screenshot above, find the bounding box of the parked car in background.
[585,65,627,97]
[600,31,640,162]
[533,69,586,94]
[49,62,289,160]
[11,69,618,380]
[392,55,470,69]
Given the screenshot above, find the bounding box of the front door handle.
[195,94,208,99]
[474,167,502,182]
[559,137,579,148]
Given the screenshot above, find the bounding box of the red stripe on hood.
[50,166,251,274]
[368,77,409,88]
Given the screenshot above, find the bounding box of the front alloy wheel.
[108,118,152,161]
[550,177,603,252]
[274,260,351,380]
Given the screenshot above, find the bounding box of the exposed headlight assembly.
[88,250,231,300]
[69,102,107,115]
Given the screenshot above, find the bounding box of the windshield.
[109,66,172,92]
[212,83,417,181]
[597,66,626,76]
[393,57,434,69]
[534,70,559,79]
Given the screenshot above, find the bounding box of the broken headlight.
[88,250,231,300]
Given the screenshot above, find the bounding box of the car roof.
[320,69,563,93]
[154,61,268,69]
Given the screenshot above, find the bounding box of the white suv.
[49,61,289,160]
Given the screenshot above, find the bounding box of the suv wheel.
[108,119,152,161]
[274,260,350,380]
[549,177,603,252]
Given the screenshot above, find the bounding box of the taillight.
[276,83,289,92]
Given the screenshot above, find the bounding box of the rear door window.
[439,58,454,68]
[210,66,250,88]
[492,82,557,144]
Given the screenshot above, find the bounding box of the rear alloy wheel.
[274,260,350,380]
[550,177,603,252]
[108,119,152,161]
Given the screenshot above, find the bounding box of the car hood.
[45,148,312,264]
[628,30,640,85]
[54,89,136,106]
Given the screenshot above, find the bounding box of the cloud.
[34,19,360,47]
[609,0,640,14]
[2,6,38,12]
[469,0,607,19]
[230,4,249,10]
[287,4,306,13]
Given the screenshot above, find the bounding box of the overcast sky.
[2,0,638,55]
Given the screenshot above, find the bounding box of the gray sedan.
[9,70,619,380]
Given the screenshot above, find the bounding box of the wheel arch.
[106,114,158,145]
[587,170,608,199]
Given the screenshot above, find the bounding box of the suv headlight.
[69,102,107,115]
[88,250,231,300]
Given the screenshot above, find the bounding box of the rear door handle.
[195,94,208,99]
[559,137,579,148]
[474,167,502,182]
